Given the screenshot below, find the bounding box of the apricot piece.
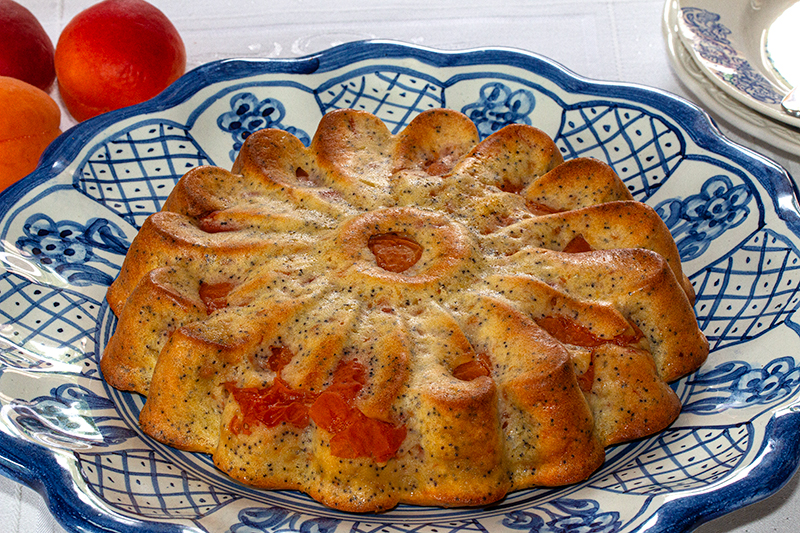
[0,0,56,91]
[55,0,186,122]
[0,76,61,190]
[368,233,423,273]
[453,353,492,381]
[562,234,593,253]
[198,281,234,313]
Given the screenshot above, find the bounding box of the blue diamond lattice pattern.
[316,70,444,134]
[555,104,684,202]
[76,449,238,519]
[74,122,211,230]
[590,424,751,495]
[692,228,800,351]
[0,272,99,368]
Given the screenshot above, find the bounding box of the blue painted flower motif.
[228,507,340,533]
[503,499,621,533]
[680,7,782,104]
[729,61,783,104]
[694,40,736,67]
[15,215,129,286]
[461,82,536,139]
[504,511,547,531]
[681,8,732,43]
[682,357,800,414]
[50,383,117,410]
[11,384,136,447]
[218,93,311,161]
[655,174,752,261]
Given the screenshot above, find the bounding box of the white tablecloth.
[5,1,799,531]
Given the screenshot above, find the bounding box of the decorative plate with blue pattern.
[0,40,799,533]
[675,0,800,128]
[662,0,800,155]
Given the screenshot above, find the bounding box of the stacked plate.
[663,0,800,154]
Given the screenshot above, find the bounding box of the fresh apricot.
[0,0,56,90]
[0,76,61,190]
[55,0,186,122]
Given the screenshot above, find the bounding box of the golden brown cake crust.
[102,108,708,512]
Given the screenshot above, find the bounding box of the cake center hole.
[368,233,423,273]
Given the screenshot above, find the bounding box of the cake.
[101,108,709,512]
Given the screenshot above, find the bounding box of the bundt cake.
[101,108,709,512]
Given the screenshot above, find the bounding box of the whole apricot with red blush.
[0,76,61,190]
[55,0,186,122]
[0,0,56,90]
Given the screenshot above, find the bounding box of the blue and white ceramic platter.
[1,40,799,533]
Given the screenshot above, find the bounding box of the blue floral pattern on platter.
[678,7,783,105]
[15,215,129,287]
[218,93,311,161]
[8,384,136,449]
[683,357,800,414]
[503,499,621,533]
[462,82,537,138]
[0,41,799,533]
